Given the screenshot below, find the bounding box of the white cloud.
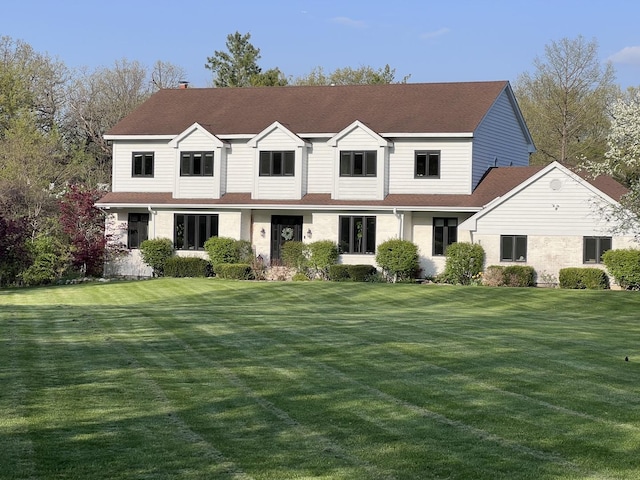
[331,16,367,28]
[419,28,450,40]
[609,46,640,66]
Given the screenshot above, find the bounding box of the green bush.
[307,240,339,279]
[292,272,310,281]
[164,257,211,278]
[204,237,240,265]
[214,263,252,280]
[20,236,69,286]
[443,242,485,285]
[280,241,308,271]
[375,239,419,283]
[602,249,640,290]
[139,238,174,277]
[559,267,610,290]
[328,264,377,282]
[502,266,535,287]
[482,265,505,287]
[328,264,350,281]
[347,264,378,282]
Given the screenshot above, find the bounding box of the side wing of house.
[459,162,635,283]
[471,85,535,190]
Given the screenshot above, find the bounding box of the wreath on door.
[281,227,294,241]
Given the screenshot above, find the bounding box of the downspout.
[393,208,404,240]
[148,205,156,238]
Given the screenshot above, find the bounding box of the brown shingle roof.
[107,81,510,136]
[96,165,628,209]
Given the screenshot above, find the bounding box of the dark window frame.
[180,151,214,176]
[415,151,440,178]
[583,236,612,264]
[127,213,149,249]
[500,235,528,262]
[338,216,376,254]
[432,217,457,256]
[132,152,154,177]
[174,214,219,251]
[340,151,377,177]
[259,151,295,176]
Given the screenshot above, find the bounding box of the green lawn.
[1,279,640,479]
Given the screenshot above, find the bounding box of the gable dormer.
[169,123,228,199]
[248,121,310,200]
[328,120,393,200]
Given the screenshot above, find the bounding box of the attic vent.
[550,179,562,191]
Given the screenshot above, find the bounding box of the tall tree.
[585,88,640,237]
[150,60,187,90]
[205,32,262,87]
[294,64,409,86]
[67,58,151,181]
[515,36,616,166]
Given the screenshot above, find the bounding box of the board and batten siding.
[112,141,175,193]
[472,89,531,189]
[469,169,617,236]
[388,138,473,195]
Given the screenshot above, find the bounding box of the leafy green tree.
[294,64,408,86]
[205,32,263,87]
[515,36,616,166]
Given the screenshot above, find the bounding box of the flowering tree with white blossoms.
[587,89,640,238]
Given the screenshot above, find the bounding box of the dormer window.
[259,151,295,176]
[180,151,214,176]
[340,151,377,177]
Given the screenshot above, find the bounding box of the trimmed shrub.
[214,263,252,280]
[292,272,310,281]
[164,257,211,278]
[307,240,339,279]
[204,237,239,265]
[559,267,610,290]
[502,265,535,287]
[280,241,308,271]
[139,238,174,277]
[328,264,350,281]
[602,249,640,290]
[347,264,378,282]
[443,242,485,285]
[375,239,419,283]
[482,265,505,287]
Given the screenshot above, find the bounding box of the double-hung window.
[181,152,214,176]
[259,151,295,176]
[339,216,376,254]
[501,235,527,262]
[132,152,154,177]
[127,213,149,249]
[583,236,611,263]
[433,218,457,255]
[340,151,377,177]
[415,151,440,178]
[174,214,219,250]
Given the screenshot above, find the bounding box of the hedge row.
[483,265,535,287]
[328,264,378,282]
[559,268,609,289]
[164,257,212,277]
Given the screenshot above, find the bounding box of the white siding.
[470,169,618,236]
[226,141,254,193]
[472,89,531,189]
[389,138,473,195]
[306,140,333,193]
[112,141,174,192]
[252,127,304,199]
[174,128,224,199]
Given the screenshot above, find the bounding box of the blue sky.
[2,0,639,89]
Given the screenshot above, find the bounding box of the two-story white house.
[97,81,635,281]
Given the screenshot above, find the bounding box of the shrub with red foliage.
[0,215,30,286]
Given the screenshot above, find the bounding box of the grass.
[1,279,640,479]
